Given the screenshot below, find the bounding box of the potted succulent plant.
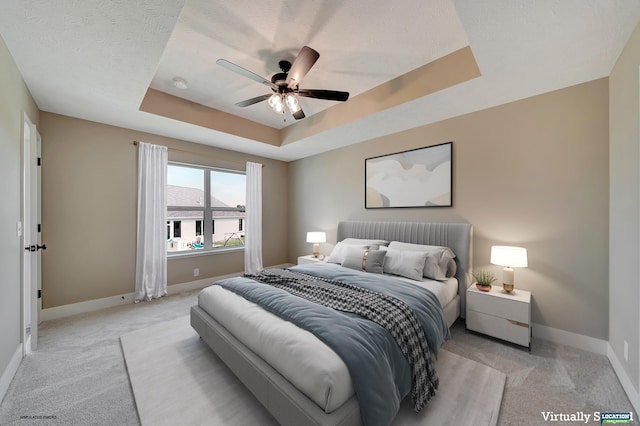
[473,270,496,292]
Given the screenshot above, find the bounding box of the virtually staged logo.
[541,411,634,424]
[598,412,634,424]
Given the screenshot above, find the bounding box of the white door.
[22,113,42,354]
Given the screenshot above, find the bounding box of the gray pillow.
[341,246,386,274]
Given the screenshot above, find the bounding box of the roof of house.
[167,185,245,220]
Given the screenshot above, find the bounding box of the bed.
[190,221,473,426]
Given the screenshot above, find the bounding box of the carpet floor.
[0,288,636,425]
[120,316,505,426]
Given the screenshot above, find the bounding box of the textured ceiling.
[150,0,468,129]
[1,1,639,161]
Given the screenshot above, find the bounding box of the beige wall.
[0,36,39,393]
[610,22,640,391]
[289,78,609,340]
[40,113,289,308]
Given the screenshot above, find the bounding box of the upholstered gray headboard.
[337,221,473,318]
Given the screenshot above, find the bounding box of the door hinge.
[37,157,41,166]
[38,289,42,299]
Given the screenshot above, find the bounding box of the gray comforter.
[215,263,450,426]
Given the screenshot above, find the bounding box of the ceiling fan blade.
[292,108,306,120]
[235,94,272,107]
[297,89,349,102]
[286,46,320,89]
[217,59,278,90]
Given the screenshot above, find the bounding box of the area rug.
[120,316,506,426]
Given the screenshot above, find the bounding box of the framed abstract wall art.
[365,141,452,208]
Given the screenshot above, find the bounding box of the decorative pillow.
[446,258,457,278]
[341,246,386,274]
[364,250,387,274]
[327,238,388,264]
[382,249,429,281]
[387,241,456,280]
[327,242,368,264]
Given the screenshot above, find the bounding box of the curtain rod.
[132,141,263,168]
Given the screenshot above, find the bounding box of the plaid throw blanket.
[245,268,438,411]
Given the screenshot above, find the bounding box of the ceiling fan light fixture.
[217,46,348,121]
[268,93,284,113]
[285,93,301,113]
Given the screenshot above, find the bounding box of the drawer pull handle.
[507,319,529,328]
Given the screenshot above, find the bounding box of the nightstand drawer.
[466,310,530,347]
[467,290,529,324]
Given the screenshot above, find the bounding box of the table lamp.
[490,246,528,293]
[306,232,326,257]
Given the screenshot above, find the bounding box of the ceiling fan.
[217,46,349,120]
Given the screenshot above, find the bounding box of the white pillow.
[387,241,456,280]
[382,249,429,281]
[327,242,368,264]
[327,238,389,264]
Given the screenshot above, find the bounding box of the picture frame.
[365,141,452,208]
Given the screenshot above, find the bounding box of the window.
[167,163,246,254]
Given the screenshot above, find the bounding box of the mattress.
[197,263,457,414]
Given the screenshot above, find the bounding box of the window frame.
[167,161,246,258]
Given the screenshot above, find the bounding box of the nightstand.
[297,255,325,265]
[466,285,531,350]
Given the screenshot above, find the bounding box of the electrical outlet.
[624,341,629,361]
[193,268,200,277]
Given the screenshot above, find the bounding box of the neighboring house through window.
[167,163,246,254]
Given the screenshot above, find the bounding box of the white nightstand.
[466,285,531,350]
[297,255,325,265]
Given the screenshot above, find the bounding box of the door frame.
[22,112,40,354]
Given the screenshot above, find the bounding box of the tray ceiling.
[1,0,639,161]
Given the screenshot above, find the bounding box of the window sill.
[167,246,244,260]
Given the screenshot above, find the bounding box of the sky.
[168,164,246,207]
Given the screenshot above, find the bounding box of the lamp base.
[502,266,515,293]
[503,283,514,293]
[312,243,319,258]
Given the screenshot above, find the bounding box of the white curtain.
[244,162,263,274]
[135,142,168,302]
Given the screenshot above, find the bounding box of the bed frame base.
[191,305,362,426]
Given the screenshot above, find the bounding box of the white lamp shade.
[306,232,326,244]
[490,246,528,268]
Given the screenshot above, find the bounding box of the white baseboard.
[532,323,608,355]
[0,345,23,405]
[41,272,244,322]
[39,265,296,322]
[607,344,640,415]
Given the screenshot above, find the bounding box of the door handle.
[36,244,47,251]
